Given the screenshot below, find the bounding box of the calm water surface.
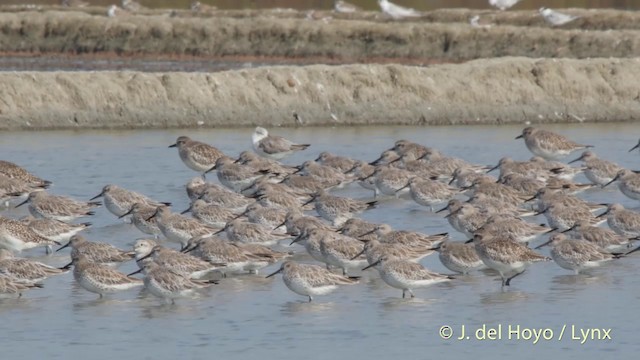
[0,123,638,359]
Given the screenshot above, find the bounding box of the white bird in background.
[470,15,492,29]
[334,0,360,13]
[489,0,521,11]
[539,7,580,26]
[378,0,421,20]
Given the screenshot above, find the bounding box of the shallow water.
[1,123,639,359]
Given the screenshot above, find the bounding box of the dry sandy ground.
[0,9,639,61]
[1,57,638,130]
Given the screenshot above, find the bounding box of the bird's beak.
[534,239,552,250]
[362,259,382,271]
[90,190,105,201]
[266,267,283,278]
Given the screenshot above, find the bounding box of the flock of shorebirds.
[58,0,580,27]
[1,125,640,303]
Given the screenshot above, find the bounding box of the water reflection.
[479,290,531,305]
[280,300,337,315]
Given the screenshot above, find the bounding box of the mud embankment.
[1,10,640,61]
[1,57,638,130]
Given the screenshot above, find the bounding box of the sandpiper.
[0,249,68,284]
[598,203,640,237]
[252,127,310,160]
[16,191,101,222]
[119,203,162,238]
[363,256,452,298]
[205,156,267,193]
[536,234,615,274]
[148,206,217,249]
[134,245,223,279]
[57,235,134,266]
[304,189,376,227]
[603,169,640,201]
[169,136,224,175]
[568,151,622,186]
[337,218,379,241]
[431,241,485,274]
[397,177,459,210]
[71,253,142,298]
[90,184,169,218]
[141,261,217,304]
[361,223,447,249]
[266,261,359,302]
[562,220,635,253]
[0,160,51,188]
[182,199,237,228]
[516,127,592,160]
[20,217,89,248]
[216,219,288,246]
[0,216,60,254]
[0,275,42,298]
[472,232,550,287]
[315,152,358,173]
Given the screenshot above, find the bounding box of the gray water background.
[0,123,639,359]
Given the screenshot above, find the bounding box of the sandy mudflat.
[1,57,638,130]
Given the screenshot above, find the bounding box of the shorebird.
[489,0,521,11]
[215,219,288,246]
[535,234,616,274]
[361,224,447,249]
[598,203,640,237]
[57,235,134,266]
[252,127,310,160]
[20,217,90,247]
[378,0,421,20]
[337,218,379,241]
[134,245,223,279]
[479,216,554,244]
[315,152,358,173]
[568,151,622,186]
[363,256,453,298]
[90,184,169,218]
[294,160,351,186]
[345,160,378,197]
[141,261,218,304]
[353,239,434,266]
[303,189,376,226]
[0,216,60,254]
[169,136,225,176]
[121,0,146,12]
[318,231,368,275]
[199,186,253,213]
[539,7,580,26]
[472,232,550,287]
[181,200,236,228]
[184,236,289,275]
[516,127,592,160]
[71,253,142,298]
[0,249,68,284]
[562,220,636,253]
[0,174,48,206]
[0,160,51,188]
[205,156,267,193]
[334,0,360,13]
[397,177,459,210]
[0,275,42,298]
[148,206,217,249]
[191,1,217,13]
[431,241,485,274]
[16,191,101,222]
[266,261,359,302]
[185,177,229,202]
[119,203,162,238]
[603,169,640,201]
[537,202,603,231]
[274,211,329,237]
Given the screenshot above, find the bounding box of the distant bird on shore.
[61,0,89,7]
[191,1,217,13]
[539,7,580,26]
[107,5,130,17]
[252,127,310,160]
[121,0,146,12]
[489,0,521,11]
[378,0,421,20]
[469,15,492,29]
[334,0,360,13]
